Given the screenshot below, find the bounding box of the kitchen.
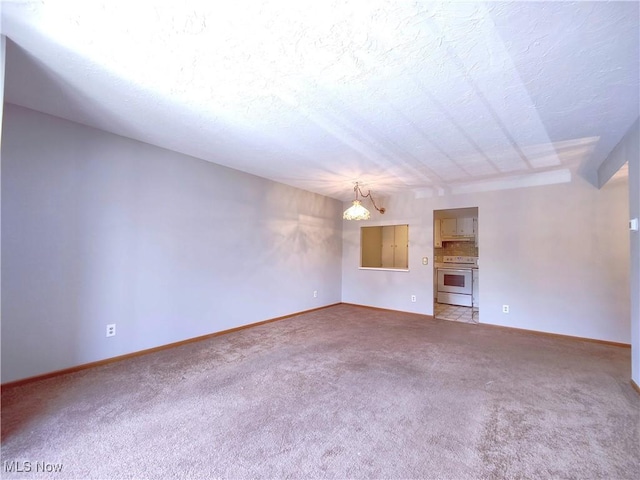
[434,207,479,324]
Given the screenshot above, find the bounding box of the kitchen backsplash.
[434,241,478,259]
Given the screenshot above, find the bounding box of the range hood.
[441,234,475,242]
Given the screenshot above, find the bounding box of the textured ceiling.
[2,1,638,200]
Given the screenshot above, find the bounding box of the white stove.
[436,256,478,307]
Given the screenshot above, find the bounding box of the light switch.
[630,218,639,231]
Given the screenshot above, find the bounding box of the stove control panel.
[442,256,477,265]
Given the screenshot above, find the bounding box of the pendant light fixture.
[343,182,386,220]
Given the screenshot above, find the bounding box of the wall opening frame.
[360,224,409,270]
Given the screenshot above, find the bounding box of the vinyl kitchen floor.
[434,302,479,325]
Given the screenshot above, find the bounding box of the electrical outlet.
[411,295,417,303]
[106,324,116,337]
[422,257,428,265]
[313,290,318,298]
[502,305,510,314]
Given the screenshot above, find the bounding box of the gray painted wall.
[342,175,630,343]
[1,101,635,383]
[1,104,343,383]
[599,118,639,382]
[631,125,640,385]
[618,120,639,383]
[1,37,5,351]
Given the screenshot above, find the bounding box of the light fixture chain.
[355,183,385,214]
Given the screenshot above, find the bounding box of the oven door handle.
[439,269,471,274]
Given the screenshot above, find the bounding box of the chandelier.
[343,182,386,220]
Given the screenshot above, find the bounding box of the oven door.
[437,268,473,295]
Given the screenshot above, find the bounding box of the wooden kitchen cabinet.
[381,224,408,269]
[441,218,457,237]
[392,224,408,268]
[434,219,442,248]
[441,217,475,236]
[361,225,409,269]
[474,217,478,247]
[457,217,474,236]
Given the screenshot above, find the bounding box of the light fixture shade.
[343,200,371,220]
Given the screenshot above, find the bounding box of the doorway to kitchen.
[434,207,479,324]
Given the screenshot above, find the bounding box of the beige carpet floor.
[2,304,639,479]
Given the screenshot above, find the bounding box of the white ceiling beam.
[598,118,639,189]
